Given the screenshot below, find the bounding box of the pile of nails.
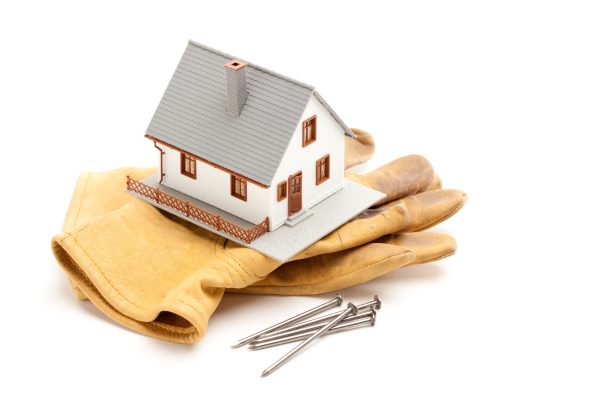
[231,294,380,377]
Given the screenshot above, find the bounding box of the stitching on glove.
[210,238,236,282]
[217,238,256,283]
[420,249,456,263]
[336,230,344,248]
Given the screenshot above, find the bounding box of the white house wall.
[269,94,346,229]
[161,146,270,225]
[158,94,345,232]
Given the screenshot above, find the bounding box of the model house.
[127,41,384,260]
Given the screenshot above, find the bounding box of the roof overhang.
[313,91,356,139]
[146,135,270,189]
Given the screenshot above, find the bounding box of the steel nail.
[231,294,343,348]
[249,313,376,351]
[251,309,376,344]
[259,295,381,338]
[261,303,358,377]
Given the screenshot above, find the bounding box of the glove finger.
[294,188,466,260]
[346,154,434,206]
[234,231,456,295]
[357,189,467,231]
[345,128,375,169]
[428,174,442,190]
[63,167,156,232]
[231,242,415,295]
[375,231,456,263]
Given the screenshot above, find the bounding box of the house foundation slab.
[128,174,385,262]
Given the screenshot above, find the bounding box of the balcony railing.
[126,176,269,243]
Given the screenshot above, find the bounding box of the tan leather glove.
[51,129,466,343]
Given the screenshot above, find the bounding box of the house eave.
[145,134,270,189]
[312,90,356,139]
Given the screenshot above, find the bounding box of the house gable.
[146,40,354,187]
[268,93,346,228]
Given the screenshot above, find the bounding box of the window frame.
[315,154,330,185]
[230,175,248,201]
[302,115,317,147]
[277,181,287,201]
[180,153,197,179]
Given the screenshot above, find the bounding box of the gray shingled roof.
[146,40,354,187]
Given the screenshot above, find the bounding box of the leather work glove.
[51,129,466,343]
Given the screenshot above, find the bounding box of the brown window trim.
[180,153,196,179]
[316,154,330,185]
[302,115,317,147]
[277,181,287,201]
[231,175,248,201]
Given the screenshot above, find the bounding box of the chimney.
[224,59,248,117]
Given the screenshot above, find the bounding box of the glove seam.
[218,239,271,283]
[65,172,90,231]
[213,238,238,283]
[247,250,414,289]
[419,250,456,263]
[216,239,256,283]
[72,172,90,228]
[336,230,344,249]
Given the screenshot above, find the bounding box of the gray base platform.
[128,174,385,261]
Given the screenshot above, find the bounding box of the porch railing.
[126,176,269,243]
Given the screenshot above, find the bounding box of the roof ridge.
[188,39,314,91]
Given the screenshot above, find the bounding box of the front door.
[288,171,302,216]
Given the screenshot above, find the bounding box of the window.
[302,115,317,147]
[277,181,287,201]
[231,175,247,201]
[316,154,330,185]
[180,153,196,179]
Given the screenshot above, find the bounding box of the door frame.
[288,171,303,217]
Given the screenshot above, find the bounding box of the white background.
[1,1,599,399]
